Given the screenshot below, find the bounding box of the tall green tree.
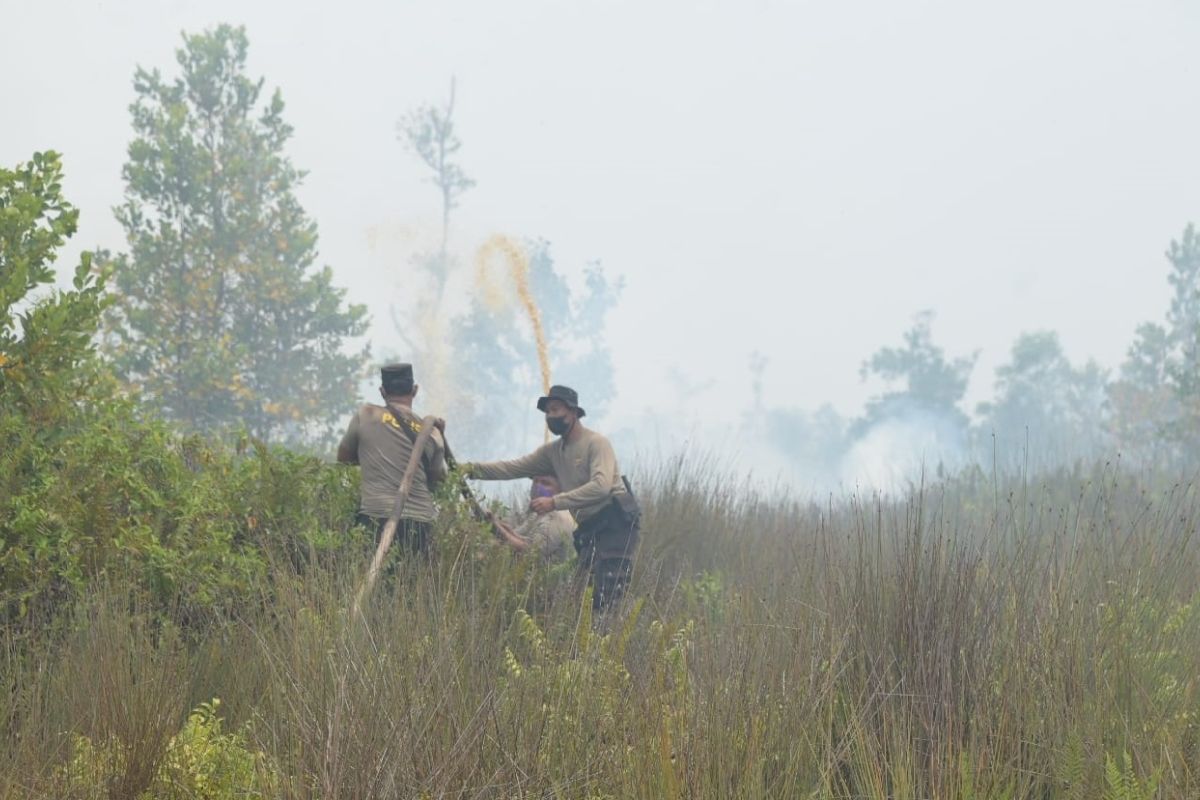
[1109,322,1175,463]
[976,331,1107,468]
[1163,225,1200,444]
[1110,223,1200,464]
[103,25,368,445]
[854,310,977,437]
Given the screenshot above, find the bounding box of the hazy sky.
[5,0,1198,429]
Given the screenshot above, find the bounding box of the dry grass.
[2,459,1198,798]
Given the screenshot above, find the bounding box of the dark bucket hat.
[536,384,586,418]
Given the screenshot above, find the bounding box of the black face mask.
[546,415,572,437]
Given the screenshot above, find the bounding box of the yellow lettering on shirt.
[382,411,421,434]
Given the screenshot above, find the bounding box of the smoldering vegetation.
[3,461,1199,798]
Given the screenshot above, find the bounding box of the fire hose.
[353,419,504,613]
[442,440,499,532]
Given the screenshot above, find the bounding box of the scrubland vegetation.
[3,444,1198,798]
[5,27,1200,800]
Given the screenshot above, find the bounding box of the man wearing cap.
[464,385,639,611]
[337,363,446,555]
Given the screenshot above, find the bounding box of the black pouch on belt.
[611,475,641,530]
[573,476,640,554]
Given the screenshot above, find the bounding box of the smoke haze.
[5,0,1200,488]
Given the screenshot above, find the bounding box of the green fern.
[1103,752,1160,800]
[1057,731,1088,800]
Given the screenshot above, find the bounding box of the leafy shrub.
[0,150,107,411]
[0,400,363,622]
[58,699,281,799]
[1,150,366,624]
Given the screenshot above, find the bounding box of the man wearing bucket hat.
[463,385,640,612]
[337,362,446,555]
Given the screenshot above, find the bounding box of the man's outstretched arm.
[466,445,554,481]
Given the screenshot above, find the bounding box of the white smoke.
[838,409,968,494]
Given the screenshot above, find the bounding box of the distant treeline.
[743,222,1200,485]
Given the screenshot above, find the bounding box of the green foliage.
[0,151,108,410]
[497,604,644,783]
[855,309,977,435]
[1103,752,1161,800]
[0,158,1195,793]
[0,398,362,620]
[1058,731,1089,800]
[3,461,1200,798]
[679,569,726,622]
[0,148,364,623]
[1112,223,1200,464]
[59,699,280,799]
[1110,322,1173,458]
[103,24,368,446]
[976,330,1108,468]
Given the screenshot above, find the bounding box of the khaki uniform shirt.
[470,426,627,523]
[510,510,576,562]
[339,404,446,522]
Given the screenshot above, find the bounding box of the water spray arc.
[475,234,552,395]
[475,234,554,443]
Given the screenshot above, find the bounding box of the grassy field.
[2,459,1198,798]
